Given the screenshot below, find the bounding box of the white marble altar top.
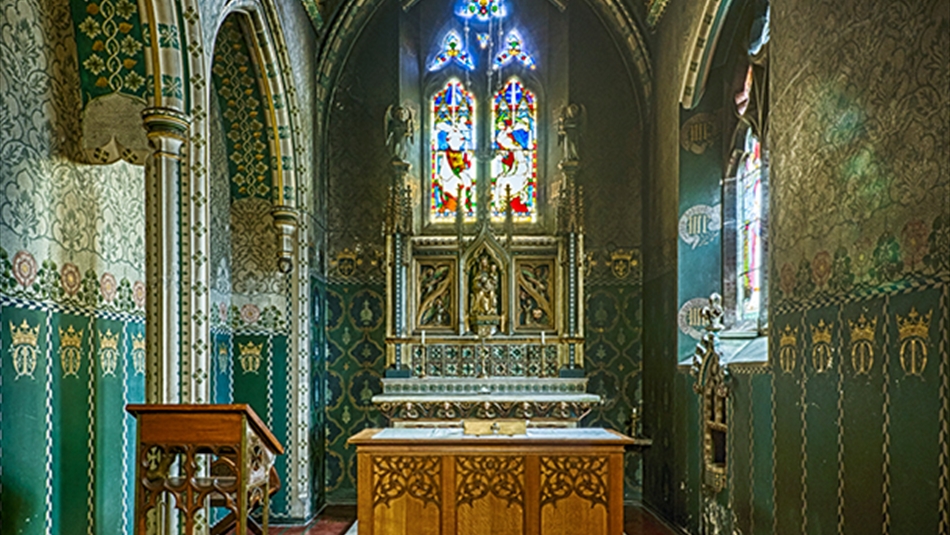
[372,427,624,441]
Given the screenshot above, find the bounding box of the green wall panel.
[772,313,804,535]
[750,373,774,535]
[887,289,943,533]
[51,312,93,535]
[840,297,885,535]
[1,306,49,535]
[802,307,839,535]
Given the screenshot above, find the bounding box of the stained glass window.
[431,80,477,221]
[457,0,506,22]
[429,30,475,72]
[736,130,763,321]
[491,78,536,221]
[492,30,536,70]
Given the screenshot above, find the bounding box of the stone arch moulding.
[206,0,314,521]
[679,0,733,109]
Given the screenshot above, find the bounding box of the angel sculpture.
[384,105,414,162]
[557,103,586,163]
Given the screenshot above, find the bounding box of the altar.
[348,427,649,535]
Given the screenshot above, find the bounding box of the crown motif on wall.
[779,325,798,348]
[132,333,146,352]
[809,319,832,345]
[11,320,39,347]
[897,307,931,341]
[59,325,84,348]
[99,329,119,351]
[848,314,876,343]
[239,341,263,357]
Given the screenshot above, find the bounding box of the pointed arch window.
[431,80,477,221]
[491,78,537,221]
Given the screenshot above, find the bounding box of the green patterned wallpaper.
[211,16,276,201]
[2,2,147,533]
[68,0,148,104]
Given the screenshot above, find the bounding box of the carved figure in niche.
[469,251,500,317]
[385,105,414,162]
[557,103,585,162]
[418,263,452,327]
[518,263,552,327]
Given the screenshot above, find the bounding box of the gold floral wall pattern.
[770,0,949,304]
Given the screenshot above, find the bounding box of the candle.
[421,330,426,346]
[541,331,545,345]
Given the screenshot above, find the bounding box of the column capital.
[142,107,192,138]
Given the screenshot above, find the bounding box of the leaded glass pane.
[737,130,763,321]
[491,78,537,222]
[431,80,477,221]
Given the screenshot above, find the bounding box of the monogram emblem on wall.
[238,341,263,374]
[99,329,120,377]
[679,112,720,154]
[809,319,833,373]
[678,204,722,250]
[132,333,146,375]
[779,325,798,374]
[609,248,637,279]
[59,325,84,378]
[10,319,40,380]
[848,314,876,376]
[896,307,932,377]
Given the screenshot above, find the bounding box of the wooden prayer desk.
[348,427,648,535]
[126,404,284,535]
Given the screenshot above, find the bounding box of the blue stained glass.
[491,78,537,221]
[492,30,536,70]
[457,0,506,22]
[431,80,477,221]
[737,130,763,321]
[429,30,475,72]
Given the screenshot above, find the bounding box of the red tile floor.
[264,504,678,535]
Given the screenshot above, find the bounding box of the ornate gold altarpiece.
[374,158,599,426]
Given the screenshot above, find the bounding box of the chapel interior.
[1,0,948,533]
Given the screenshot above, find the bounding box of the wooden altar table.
[348,427,649,535]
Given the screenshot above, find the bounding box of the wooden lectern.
[126,404,284,535]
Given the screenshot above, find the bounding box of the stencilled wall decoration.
[515,259,554,330]
[132,332,145,375]
[679,112,720,155]
[99,328,120,376]
[808,319,833,374]
[678,297,711,340]
[239,340,264,374]
[847,314,876,376]
[211,16,275,201]
[778,324,798,374]
[59,324,85,378]
[896,307,931,377]
[678,204,722,250]
[416,260,455,330]
[9,318,41,380]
